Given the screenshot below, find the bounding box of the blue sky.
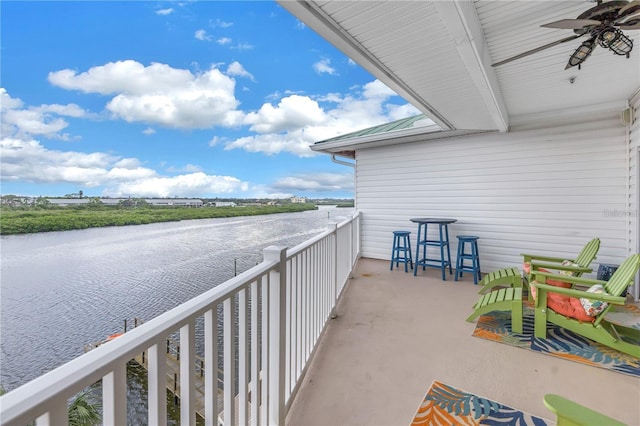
[0,1,419,199]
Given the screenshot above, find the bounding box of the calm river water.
[0,207,354,392]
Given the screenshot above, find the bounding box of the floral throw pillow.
[580,284,609,316]
[558,260,580,276]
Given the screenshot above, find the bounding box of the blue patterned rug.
[410,380,549,425]
[472,305,640,377]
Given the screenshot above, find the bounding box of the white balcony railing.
[0,212,361,426]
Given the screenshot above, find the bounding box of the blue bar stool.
[411,218,456,280]
[455,235,482,284]
[390,231,413,272]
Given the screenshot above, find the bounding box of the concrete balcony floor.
[285,258,640,426]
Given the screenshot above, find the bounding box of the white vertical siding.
[356,110,629,277]
[628,93,640,300]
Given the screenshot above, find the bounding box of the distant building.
[43,198,203,207]
[210,201,237,207]
[47,198,90,206]
[290,196,307,204]
[145,198,203,207]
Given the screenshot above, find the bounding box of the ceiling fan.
[492,0,640,69]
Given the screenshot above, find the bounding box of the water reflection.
[0,207,353,392]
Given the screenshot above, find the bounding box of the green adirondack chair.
[543,394,627,426]
[530,253,640,359]
[477,238,600,296]
[523,237,600,281]
[522,237,600,300]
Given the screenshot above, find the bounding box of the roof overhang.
[278,1,640,135]
[278,0,509,132]
[311,126,493,157]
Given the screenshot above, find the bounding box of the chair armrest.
[529,261,592,274]
[521,253,571,264]
[530,281,626,305]
[543,394,626,426]
[530,270,604,287]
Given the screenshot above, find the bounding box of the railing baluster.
[103,364,127,426]
[285,260,291,397]
[148,342,167,426]
[309,245,314,355]
[180,321,196,425]
[324,237,329,321]
[295,254,302,381]
[306,247,311,361]
[224,296,236,426]
[35,397,67,426]
[204,307,219,426]
[301,250,307,364]
[287,258,293,394]
[261,274,270,426]
[251,280,260,426]
[318,243,326,340]
[238,287,249,425]
[264,246,286,426]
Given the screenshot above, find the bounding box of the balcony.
[1,211,638,425]
[286,257,640,425]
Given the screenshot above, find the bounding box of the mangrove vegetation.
[0,202,319,235]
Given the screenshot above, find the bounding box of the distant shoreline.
[0,204,324,236]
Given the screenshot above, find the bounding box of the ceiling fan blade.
[616,9,640,26]
[619,0,640,16]
[618,20,640,29]
[541,19,601,29]
[492,35,582,67]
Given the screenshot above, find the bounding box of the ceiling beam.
[432,1,509,132]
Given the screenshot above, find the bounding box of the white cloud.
[1,138,119,185]
[313,58,337,75]
[39,103,87,117]
[0,88,23,110]
[226,61,255,81]
[113,158,142,169]
[224,132,317,157]
[108,172,248,198]
[195,29,212,41]
[208,135,224,147]
[1,88,90,141]
[271,172,353,193]
[362,79,396,98]
[0,137,250,197]
[223,79,419,157]
[165,163,203,173]
[212,19,233,28]
[387,103,424,121]
[48,60,243,129]
[156,8,174,16]
[243,95,325,133]
[142,127,156,135]
[231,42,254,51]
[217,37,232,45]
[183,164,202,173]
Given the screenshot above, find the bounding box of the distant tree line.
[0,203,318,235]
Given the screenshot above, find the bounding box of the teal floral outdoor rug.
[410,380,549,425]
[472,304,640,378]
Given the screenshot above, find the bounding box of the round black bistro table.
[410,218,457,280]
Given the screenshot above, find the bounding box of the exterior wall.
[356,108,630,279]
[629,92,640,300]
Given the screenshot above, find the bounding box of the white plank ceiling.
[278,0,640,131]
